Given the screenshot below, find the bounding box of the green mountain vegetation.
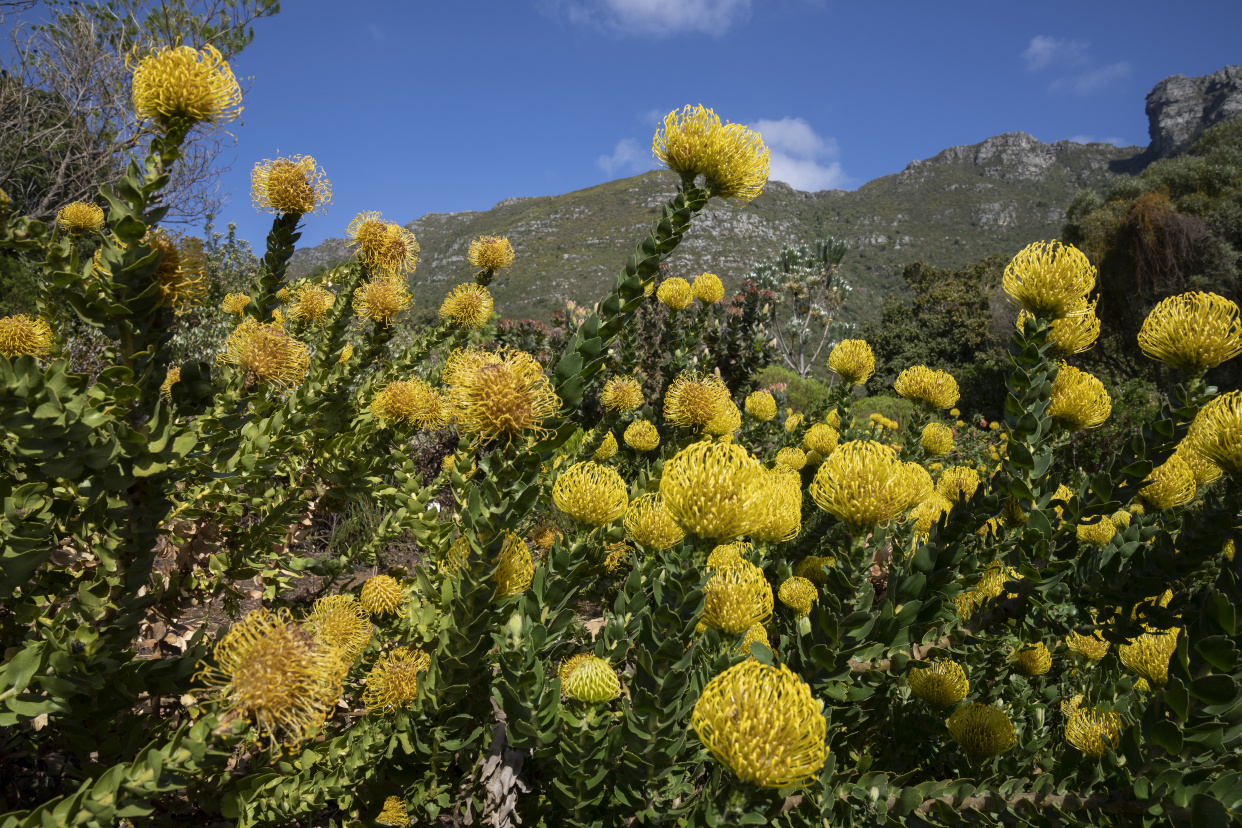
[288,133,1141,326]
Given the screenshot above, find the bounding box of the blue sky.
[213,0,1242,249]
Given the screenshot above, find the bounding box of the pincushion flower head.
[1119,629,1178,686]
[1076,517,1117,547]
[197,608,340,749]
[359,575,405,616]
[692,272,725,304]
[305,595,373,670]
[376,796,408,826]
[371,377,446,428]
[1003,240,1095,319]
[793,555,835,584]
[803,423,840,457]
[1017,296,1100,356]
[1173,441,1221,487]
[221,292,250,315]
[704,399,742,438]
[1066,707,1124,757]
[936,465,980,503]
[218,317,310,393]
[775,447,807,470]
[439,282,493,329]
[753,468,803,542]
[147,232,207,312]
[354,277,413,325]
[56,201,105,233]
[287,284,335,325]
[1012,641,1052,676]
[894,365,960,410]
[778,576,817,617]
[706,543,745,571]
[827,339,875,385]
[346,213,420,278]
[560,655,621,703]
[251,155,332,216]
[623,493,685,551]
[624,419,660,452]
[553,461,629,527]
[593,430,618,461]
[600,376,643,412]
[810,440,919,531]
[1138,291,1242,375]
[657,276,693,310]
[906,659,969,707]
[663,370,730,430]
[921,422,954,456]
[1047,362,1111,430]
[784,412,804,433]
[701,560,773,634]
[0,315,53,358]
[493,531,534,599]
[659,441,771,541]
[1139,455,1196,511]
[654,105,770,204]
[690,660,826,788]
[909,494,953,540]
[467,235,515,271]
[745,390,777,421]
[160,366,180,402]
[130,44,242,127]
[1065,629,1109,660]
[449,348,560,441]
[1188,390,1242,475]
[946,704,1017,761]
[362,648,430,713]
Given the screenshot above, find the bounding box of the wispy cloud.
[543,0,752,37]
[597,138,653,175]
[753,117,848,191]
[1022,36,1087,71]
[1023,35,1129,96]
[1051,62,1131,95]
[1067,135,1132,147]
[367,23,385,42]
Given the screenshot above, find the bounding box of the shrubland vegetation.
[0,34,1241,828]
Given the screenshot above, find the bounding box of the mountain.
[287,67,1241,327]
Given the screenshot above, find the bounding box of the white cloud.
[1067,135,1131,147]
[753,117,848,191]
[543,0,751,36]
[1051,62,1131,95]
[1023,36,1129,96]
[597,138,652,175]
[1022,36,1088,71]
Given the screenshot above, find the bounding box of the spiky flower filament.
[1076,517,1116,546]
[623,419,660,452]
[1012,641,1052,676]
[921,422,953,456]
[778,576,817,617]
[737,624,770,658]
[744,390,777,421]
[936,465,980,502]
[909,494,953,540]
[603,542,632,573]
[359,575,405,616]
[691,272,725,304]
[148,232,207,312]
[354,278,413,325]
[690,661,826,788]
[753,468,802,542]
[803,423,839,457]
[553,461,629,527]
[809,440,919,531]
[593,431,618,461]
[1119,628,1178,686]
[1047,362,1111,430]
[793,555,834,584]
[706,542,746,571]
[906,659,969,707]
[160,366,181,402]
[56,201,105,233]
[439,282,494,329]
[346,213,420,278]
[894,365,960,410]
[1138,291,1242,374]
[1139,455,1196,511]
[1016,297,1100,356]
[703,399,741,438]
[657,277,693,310]
[1002,240,1095,319]
[1173,441,1221,487]
[287,284,335,325]
[221,293,250,315]
[305,595,373,672]
[827,339,875,385]
[362,648,430,713]
[701,560,773,634]
[251,155,332,215]
[1065,629,1109,660]
[377,796,409,826]
[467,236,515,271]
[449,348,560,441]
[623,493,685,550]
[561,655,621,703]
[1065,707,1124,756]
[664,370,730,430]
[947,704,1017,760]
[659,441,771,541]
[0,315,54,358]
[601,375,644,412]
[1188,390,1242,475]
[217,317,311,393]
[371,378,446,428]
[775,447,806,470]
[494,530,534,599]
[130,44,242,126]
[785,412,804,433]
[196,608,340,749]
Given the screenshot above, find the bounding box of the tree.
[0,0,279,224]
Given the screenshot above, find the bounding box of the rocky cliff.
[1135,64,1242,165]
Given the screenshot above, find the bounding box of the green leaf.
[1190,794,1231,828]
[1166,677,1190,721]
[1149,720,1183,756]
[1190,675,1238,706]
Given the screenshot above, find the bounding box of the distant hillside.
[288,66,1242,326]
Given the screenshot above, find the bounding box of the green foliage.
[754,364,830,412]
[852,393,914,426]
[0,253,39,316]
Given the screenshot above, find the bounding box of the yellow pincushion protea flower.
[793,555,835,584]
[909,494,953,540]
[623,493,685,551]
[251,155,332,216]
[775,447,806,470]
[130,44,242,127]
[0,315,54,358]
[1139,455,1196,511]
[704,399,742,438]
[467,235,515,271]
[691,272,725,304]
[906,659,969,707]
[753,468,802,542]
[494,531,534,599]
[1188,390,1242,475]
[778,576,817,617]
[1066,707,1124,757]
[196,608,340,749]
[921,422,954,456]
[305,595,373,669]
[1076,517,1116,546]
[553,461,629,527]
[528,523,560,552]
[1138,291,1242,375]
[702,121,770,204]
[899,462,934,508]
[1111,509,1132,529]
[1065,629,1109,660]
[702,561,773,634]
[809,440,918,531]
[827,339,875,385]
[218,317,310,393]
[354,278,413,325]
[652,104,717,183]
[449,349,561,441]
[221,293,250,315]
[744,390,777,421]
[737,624,770,658]
[593,430,618,461]
[1003,240,1095,319]
[936,465,980,503]
[784,412,805,433]
[346,213,420,278]
[690,660,826,788]
[439,283,493,329]
[1012,642,1052,676]
[561,655,621,703]
[946,703,1017,760]
[656,277,693,310]
[1017,297,1100,356]
[623,419,660,452]
[371,379,444,428]
[706,542,745,570]
[147,232,207,312]
[56,201,105,233]
[659,441,770,541]
[603,542,632,573]
[376,796,409,826]
[359,575,405,616]
[1119,629,1178,686]
[286,284,335,326]
[1173,442,1221,487]
[160,366,180,402]
[600,376,643,412]
[803,423,839,457]
[894,365,960,410]
[362,648,430,713]
[664,370,730,430]
[1047,362,1111,430]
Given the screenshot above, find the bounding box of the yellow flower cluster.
[371,379,446,428]
[553,461,629,527]
[803,423,839,457]
[467,236,515,271]
[1011,642,1052,676]
[346,212,420,279]
[703,399,742,438]
[946,704,1016,760]
[660,441,770,540]
[218,317,310,393]
[160,366,180,402]
[447,348,561,441]
[1065,629,1109,660]
[593,430,618,460]
[377,796,409,826]
[306,595,373,671]
[775,446,806,470]
[793,556,835,584]
[287,284,335,326]
[251,155,332,216]
[130,44,242,127]
[777,576,817,617]
[0,315,54,358]
[745,390,777,421]
[691,272,725,304]
[1002,240,1095,319]
[354,278,413,325]
[1016,298,1100,356]
[1138,291,1242,375]
[907,659,969,707]
[363,648,430,713]
[664,371,730,430]
[623,493,685,551]
[601,376,644,412]
[494,531,534,599]
[359,575,405,616]
[1139,455,1196,511]
[221,292,250,315]
[1047,362,1111,430]
[57,201,105,233]
[701,560,773,634]
[1065,707,1123,756]
[894,365,960,410]
[753,469,802,542]
[653,105,770,204]
[439,282,493,330]
[560,655,621,703]
[921,422,954,456]
[810,440,921,531]
[1188,390,1242,475]
[623,419,660,452]
[827,339,875,385]
[936,465,980,502]
[1076,517,1116,546]
[656,277,693,310]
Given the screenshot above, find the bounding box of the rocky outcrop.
[1141,65,1242,161]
